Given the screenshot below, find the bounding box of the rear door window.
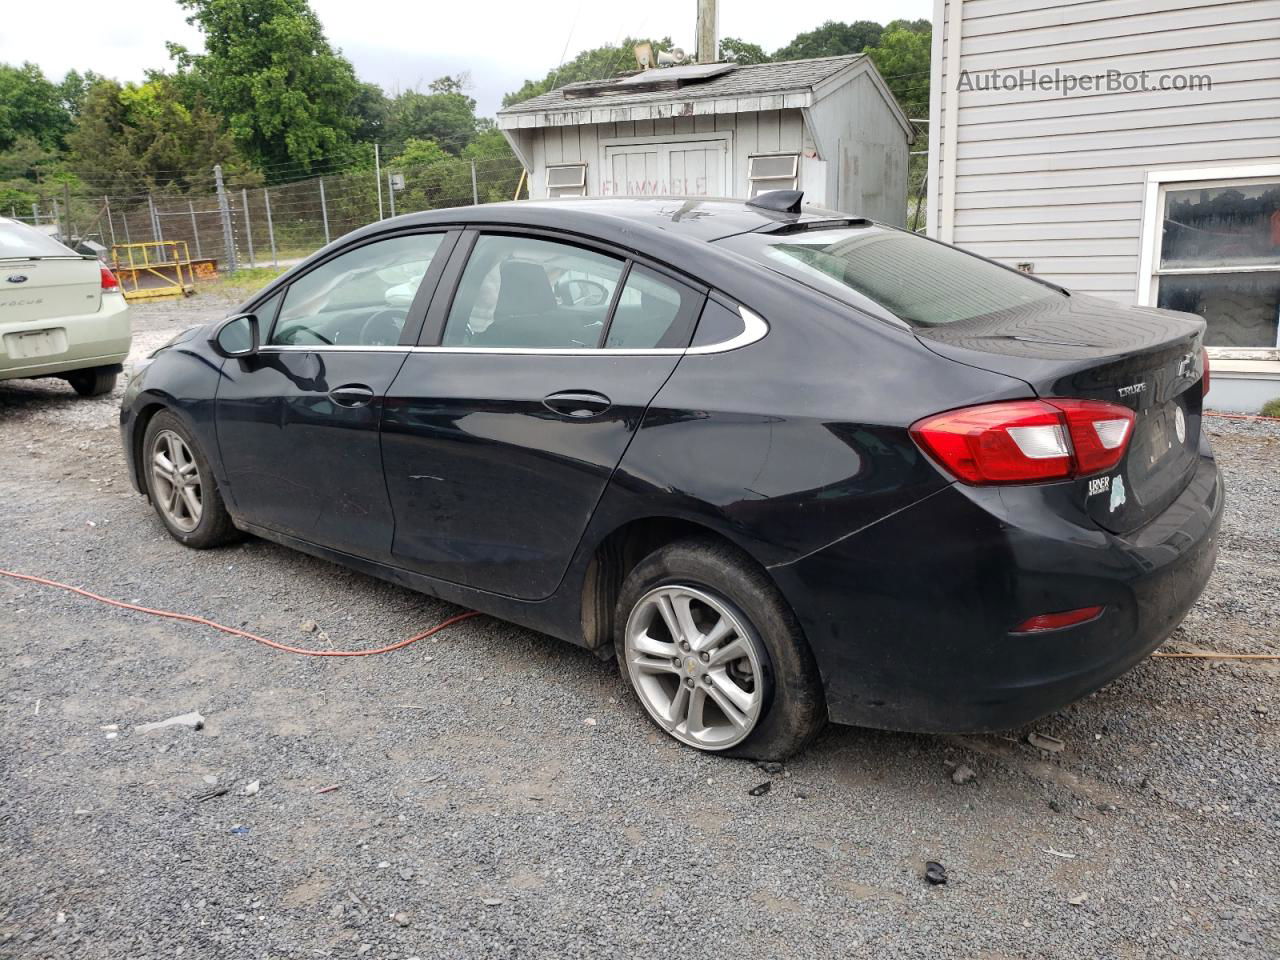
[604,265,700,349]
[441,235,625,348]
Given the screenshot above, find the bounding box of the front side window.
[442,235,625,348]
[1152,179,1280,351]
[720,225,1061,327]
[271,233,443,347]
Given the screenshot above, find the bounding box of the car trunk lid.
[0,256,103,326]
[914,293,1206,534]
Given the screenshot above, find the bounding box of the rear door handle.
[543,390,612,418]
[329,383,376,408]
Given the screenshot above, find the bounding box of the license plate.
[4,328,66,360]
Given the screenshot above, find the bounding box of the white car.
[0,216,130,396]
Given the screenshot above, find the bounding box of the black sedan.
[120,194,1222,759]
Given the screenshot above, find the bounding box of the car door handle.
[329,384,376,408]
[543,390,612,418]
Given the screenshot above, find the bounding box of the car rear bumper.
[769,438,1223,733]
[0,291,130,380]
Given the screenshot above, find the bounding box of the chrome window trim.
[255,307,767,357]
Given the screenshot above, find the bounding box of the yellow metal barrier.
[110,241,204,301]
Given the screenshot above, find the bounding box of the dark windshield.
[718,225,1062,327]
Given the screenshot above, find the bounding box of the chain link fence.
[7,152,526,277]
[8,149,930,276]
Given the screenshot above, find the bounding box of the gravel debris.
[0,296,1276,958]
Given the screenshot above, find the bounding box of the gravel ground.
[1,296,1277,959]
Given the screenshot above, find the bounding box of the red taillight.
[100,266,119,290]
[910,399,1135,485]
[1202,349,1210,398]
[1012,606,1104,634]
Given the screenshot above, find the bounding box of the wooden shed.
[497,55,914,225]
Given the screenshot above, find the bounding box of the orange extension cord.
[0,568,479,657]
[3,568,1274,661]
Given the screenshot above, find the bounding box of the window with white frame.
[748,154,799,197]
[1144,172,1280,357]
[546,164,587,198]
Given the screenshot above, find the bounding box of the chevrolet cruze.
[120,194,1222,759]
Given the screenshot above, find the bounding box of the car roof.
[370,196,853,244]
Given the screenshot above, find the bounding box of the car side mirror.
[210,314,260,358]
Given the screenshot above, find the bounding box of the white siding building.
[927,0,1280,411]
[498,55,913,226]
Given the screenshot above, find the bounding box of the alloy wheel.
[623,584,765,750]
[151,429,203,533]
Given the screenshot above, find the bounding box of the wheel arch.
[578,514,804,655]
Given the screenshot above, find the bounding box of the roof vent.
[746,190,804,214]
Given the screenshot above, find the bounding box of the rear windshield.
[718,225,1062,327]
[0,220,78,259]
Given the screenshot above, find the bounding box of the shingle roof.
[499,54,866,115]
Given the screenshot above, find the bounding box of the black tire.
[615,536,826,760]
[66,366,117,397]
[142,410,241,549]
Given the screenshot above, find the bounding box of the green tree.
[169,0,360,176]
[0,63,72,150]
[772,20,884,60]
[350,81,389,143]
[503,37,674,107]
[720,38,769,65]
[66,77,253,194]
[864,26,932,115]
[386,84,479,154]
[57,70,106,119]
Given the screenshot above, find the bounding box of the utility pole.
[374,143,384,220]
[696,0,719,63]
[214,164,238,274]
[470,160,479,205]
[387,172,396,218]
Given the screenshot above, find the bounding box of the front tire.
[66,366,117,397]
[142,411,240,549]
[615,537,826,760]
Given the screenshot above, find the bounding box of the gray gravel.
[1,295,1277,959]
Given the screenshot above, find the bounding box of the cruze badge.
[1118,382,1146,397]
[5,274,28,283]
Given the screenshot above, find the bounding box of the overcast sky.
[5,0,932,118]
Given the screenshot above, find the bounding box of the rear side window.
[720,225,1062,327]
[604,266,699,349]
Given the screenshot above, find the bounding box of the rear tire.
[615,536,826,760]
[142,410,240,549]
[66,366,117,397]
